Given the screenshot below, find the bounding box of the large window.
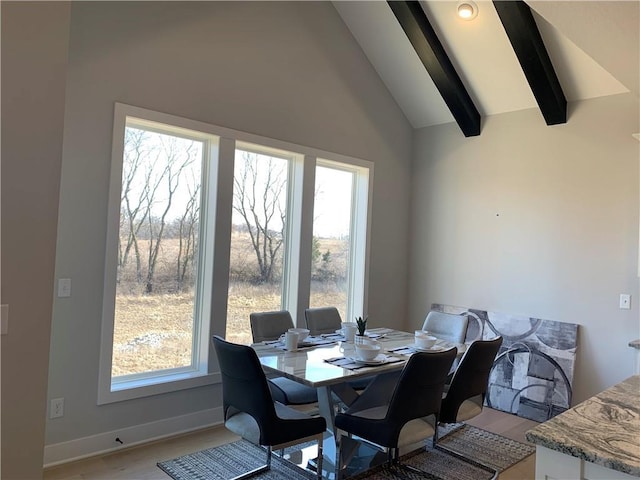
[226,144,293,345]
[310,161,368,323]
[112,124,209,378]
[99,104,371,402]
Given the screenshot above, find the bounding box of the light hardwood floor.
[44,407,539,480]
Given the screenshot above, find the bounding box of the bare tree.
[119,128,158,284]
[143,137,197,294]
[232,152,287,284]
[175,177,200,291]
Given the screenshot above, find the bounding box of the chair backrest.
[386,348,457,432]
[250,310,295,342]
[440,336,503,423]
[212,335,280,444]
[304,307,342,335]
[422,311,469,344]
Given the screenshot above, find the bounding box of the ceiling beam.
[387,1,481,137]
[493,0,567,125]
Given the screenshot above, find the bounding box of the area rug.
[432,424,535,472]
[352,424,535,480]
[158,439,316,479]
[158,424,534,480]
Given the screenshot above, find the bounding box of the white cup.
[415,330,436,349]
[285,331,299,351]
[355,342,381,361]
[341,322,357,342]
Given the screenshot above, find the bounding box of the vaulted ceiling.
[333,1,638,135]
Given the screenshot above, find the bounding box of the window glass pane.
[226,147,289,344]
[309,165,354,320]
[112,125,203,377]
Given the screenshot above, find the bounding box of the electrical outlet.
[619,294,631,310]
[50,398,64,418]
[58,278,71,298]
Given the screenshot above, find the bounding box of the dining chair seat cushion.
[348,377,373,390]
[269,377,318,405]
[226,402,316,445]
[453,396,483,422]
[340,405,436,448]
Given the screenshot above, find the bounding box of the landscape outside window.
[309,164,354,320]
[225,147,290,345]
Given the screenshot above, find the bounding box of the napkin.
[324,355,404,370]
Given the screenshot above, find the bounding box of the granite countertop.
[526,375,640,477]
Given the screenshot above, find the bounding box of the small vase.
[355,335,367,345]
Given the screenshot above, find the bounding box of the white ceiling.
[333,1,637,130]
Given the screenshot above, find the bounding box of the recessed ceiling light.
[457,1,478,20]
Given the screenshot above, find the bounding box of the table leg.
[316,384,361,479]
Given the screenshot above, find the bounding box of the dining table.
[251,327,467,478]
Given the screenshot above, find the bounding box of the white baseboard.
[43,406,224,468]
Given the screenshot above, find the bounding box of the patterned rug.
[433,424,535,472]
[158,439,316,479]
[157,424,534,480]
[351,424,535,480]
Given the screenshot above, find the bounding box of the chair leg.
[316,440,323,480]
[432,425,499,479]
[229,445,272,480]
[387,450,419,480]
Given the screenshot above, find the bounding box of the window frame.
[98,103,373,404]
[98,104,222,404]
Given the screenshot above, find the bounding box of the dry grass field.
[112,235,348,377]
[112,285,346,376]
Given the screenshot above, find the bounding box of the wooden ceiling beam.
[493,0,567,125]
[387,1,481,137]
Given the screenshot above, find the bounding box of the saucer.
[352,354,385,365]
[412,344,444,352]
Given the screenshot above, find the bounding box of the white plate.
[412,344,444,352]
[352,354,386,365]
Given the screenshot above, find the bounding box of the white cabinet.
[535,446,638,480]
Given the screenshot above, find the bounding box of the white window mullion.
[348,166,372,321]
[283,155,316,326]
[207,137,236,369]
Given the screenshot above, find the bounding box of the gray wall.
[409,93,639,404]
[46,1,412,447]
[1,2,71,478]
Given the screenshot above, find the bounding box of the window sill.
[98,370,221,405]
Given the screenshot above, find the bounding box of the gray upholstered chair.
[249,310,318,405]
[212,336,325,479]
[334,348,457,479]
[439,336,503,423]
[421,310,469,344]
[305,306,372,391]
[434,336,503,477]
[250,310,297,343]
[304,306,342,336]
